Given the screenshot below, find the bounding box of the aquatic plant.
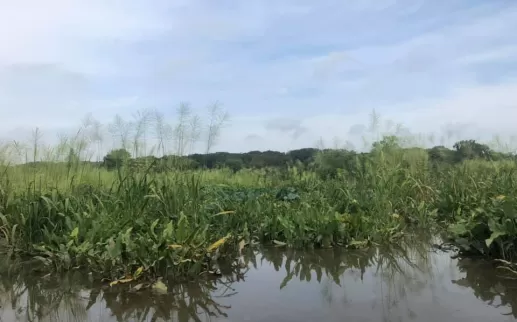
[1,108,517,283]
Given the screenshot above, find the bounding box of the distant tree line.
[98,138,516,176]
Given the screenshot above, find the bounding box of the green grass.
[0,150,416,282]
[1,110,517,285]
[1,143,515,285]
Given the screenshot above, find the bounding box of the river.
[0,238,516,321]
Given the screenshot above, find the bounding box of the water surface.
[1,240,516,321]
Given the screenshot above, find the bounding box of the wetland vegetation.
[1,105,517,292]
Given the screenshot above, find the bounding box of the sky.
[1,0,517,155]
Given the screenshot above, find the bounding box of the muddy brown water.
[1,240,517,322]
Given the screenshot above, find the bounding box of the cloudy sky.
[1,0,517,154]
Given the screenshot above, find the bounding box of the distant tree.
[103,148,131,170]
[249,155,267,168]
[371,135,401,153]
[314,149,357,178]
[223,158,243,172]
[426,146,449,172]
[428,146,455,164]
[453,140,491,162]
[288,148,318,165]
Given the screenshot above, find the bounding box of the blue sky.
[1,0,517,154]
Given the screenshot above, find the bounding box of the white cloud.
[457,45,517,65]
[0,1,169,65]
[0,0,516,156]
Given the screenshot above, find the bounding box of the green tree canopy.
[103,148,131,170]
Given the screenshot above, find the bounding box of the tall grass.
[0,107,517,283]
[0,164,410,281]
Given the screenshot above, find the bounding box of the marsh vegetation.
[1,104,517,290]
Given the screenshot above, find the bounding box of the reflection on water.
[1,238,517,322]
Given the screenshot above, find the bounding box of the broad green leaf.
[448,222,468,236]
[133,266,144,279]
[162,221,174,240]
[70,227,79,239]
[485,231,506,248]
